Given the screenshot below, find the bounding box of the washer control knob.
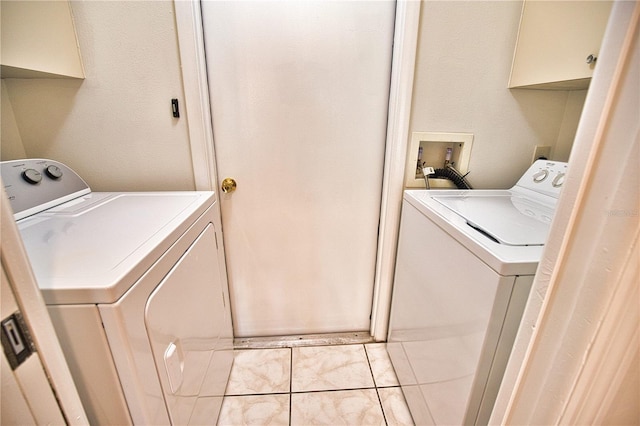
[22,169,43,184]
[552,172,565,188]
[45,165,63,179]
[532,169,549,183]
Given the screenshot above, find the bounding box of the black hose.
[431,167,473,189]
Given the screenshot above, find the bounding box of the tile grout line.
[289,347,293,426]
[224,344,406,425]
[224,385,394,398]
[363,343,390,426]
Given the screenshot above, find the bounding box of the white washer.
[1,159,233,425]
[387,160,567,426]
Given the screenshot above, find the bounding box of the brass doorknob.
[221,178,237,193]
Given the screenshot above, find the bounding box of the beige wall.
[1,1,195,192]
[1,1,588,192]
[410,1,586,189]
[1,81,27,160]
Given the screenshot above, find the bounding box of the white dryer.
[387,160,567,425]
[1,159,233,425]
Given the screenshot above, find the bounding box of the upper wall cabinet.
[1,1,84,79]
[509,1,612,90]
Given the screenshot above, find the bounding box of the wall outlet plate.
[532,145,552,163]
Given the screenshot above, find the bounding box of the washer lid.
[432,194,555,246]
[17,191,214,305]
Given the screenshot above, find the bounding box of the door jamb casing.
[1,188,89,424]
[174,0,218,193]
[369,0,421,341]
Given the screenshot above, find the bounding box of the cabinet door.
[509,1,612,89]
[0,1,84,78]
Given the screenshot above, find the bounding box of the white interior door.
[201,1,396,337]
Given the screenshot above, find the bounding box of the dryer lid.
[432,194,555,246]
[17,191,214,305]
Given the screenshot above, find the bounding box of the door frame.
[174,0,421,341]
[491,2,640,422]
[1,189,88,424]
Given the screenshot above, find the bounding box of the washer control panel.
[515,160,568,198]
[1,159,90,220]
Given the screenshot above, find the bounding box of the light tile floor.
[217,343,414,426]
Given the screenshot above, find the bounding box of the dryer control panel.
[514,160,568,199]
[1,159,90,220]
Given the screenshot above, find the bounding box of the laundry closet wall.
[409,1,588,189]
[1,1,195,192]
[3,1,588,193]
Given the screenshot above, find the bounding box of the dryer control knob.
[45,165,63,179]
[552,172,565,188]
[22,169,43,184]
[532,169,549,183]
